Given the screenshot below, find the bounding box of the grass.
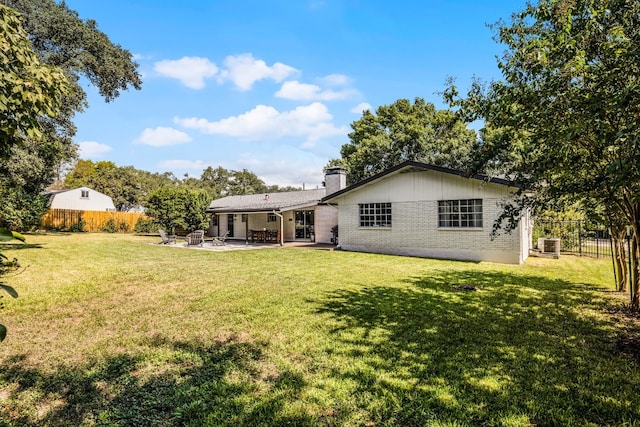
[0,233,639,426]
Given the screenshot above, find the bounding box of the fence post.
[578,220,582,256]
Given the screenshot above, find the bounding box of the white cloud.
[350,102,372,114]
[154,57,219,89]
[233,154,324,187]
[318,73,351,86]
[175,102,347,147]
[78,141,112,158]
[134,127,192,147]
[158,159,208,170]
[218,53,297,91]
[275,80,357,101]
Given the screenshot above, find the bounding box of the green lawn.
[0,233,638,426]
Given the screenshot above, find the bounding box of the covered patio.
[205,189,338,245]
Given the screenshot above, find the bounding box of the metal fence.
[533,219,612,258]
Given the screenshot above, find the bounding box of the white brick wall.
[314,205,338,244]
[333,170,527,264]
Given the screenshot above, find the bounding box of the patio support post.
[273,210,284,246]
[245,214,249,245]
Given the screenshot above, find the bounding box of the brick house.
[322,161,531,264]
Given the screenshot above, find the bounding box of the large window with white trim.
[359,203,392,227]
[438,199,483,228]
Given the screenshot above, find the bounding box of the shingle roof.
[207,188,327,213]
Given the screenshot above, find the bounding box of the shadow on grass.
[0,335,313,426]
[315,269,640,426]
[0,243,45,250]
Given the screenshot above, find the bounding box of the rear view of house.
[206,167,346,244]
[47,187,116,211]
[322,161,531,264]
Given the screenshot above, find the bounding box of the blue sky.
[64,0,527,188]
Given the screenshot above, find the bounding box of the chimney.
[324,166,347,196]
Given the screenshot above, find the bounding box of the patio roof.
[206,188,327,214]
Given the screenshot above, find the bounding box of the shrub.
[69,220,85,232]
[101,218,117,233]
[134,217,156,233]
[118,220,130,233]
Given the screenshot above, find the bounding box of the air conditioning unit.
[538,238,560,256]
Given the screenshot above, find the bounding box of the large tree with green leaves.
[0,4,66,340]
[0,0,141,228]
[446,0,640,308]
[334,97,476,183]
[0,3,68,230]
[228,169,267,196]
[0,3,68,154]
[145,187,210,235]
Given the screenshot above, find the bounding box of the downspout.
[273,210,284,246]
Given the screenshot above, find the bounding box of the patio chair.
[212,231,229,246]
[185,230,205,247]
[158,229,177,244]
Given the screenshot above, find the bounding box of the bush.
[134,217,156,233]
[101,218,117,233]
[118,220,130,233]
[69,220,85,232]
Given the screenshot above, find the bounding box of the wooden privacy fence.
[41,209,147,232]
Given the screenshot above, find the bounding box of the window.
[438,199,483,228]
[359,203,392,227]
[80,190,89,199]
[267,213,277,222]
[241,214,247,223]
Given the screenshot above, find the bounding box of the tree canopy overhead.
[446,0,640,307]
[0,3,68,157]
[0,0,142,229]
[334,98,476,184]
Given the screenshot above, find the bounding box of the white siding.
[49,187,116,211]
[333,170,527,264]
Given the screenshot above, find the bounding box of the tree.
[200,166,232,199]
[145,187,209,234]
[145,187,189,235]
[0,0,141,226]
[183,189,210,232]
[334,98,476,183]
[445,0,640,308]
[228,169,266,195]
[0,4,61,340]
[0,3,68,155]
[64,160,177,211]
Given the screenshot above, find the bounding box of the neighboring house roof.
[46,186,117,211]
[206,188,327,214]
[322,160,520,202]
[45,186,95,196]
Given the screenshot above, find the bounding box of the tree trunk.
[631,229,640,310]
[611,229,628,292]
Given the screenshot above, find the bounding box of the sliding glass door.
[294,210,314,240]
